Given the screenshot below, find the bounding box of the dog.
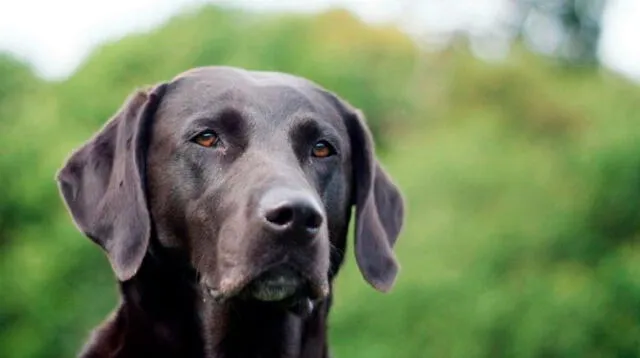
[56,66,404,358]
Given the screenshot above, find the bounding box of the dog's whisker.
[327,242,344,277]
[329,242,343,257]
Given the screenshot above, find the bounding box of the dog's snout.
[260,188,324,241]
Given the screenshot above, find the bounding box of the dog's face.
[146,68,354,303]
[56,67,404,311]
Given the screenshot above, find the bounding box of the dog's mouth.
[204,264,329,316]
[244,266,304,302]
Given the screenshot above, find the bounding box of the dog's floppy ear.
[345,107,405,292]
[56,84,167,281]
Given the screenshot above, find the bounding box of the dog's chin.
[242,266,324,317]
[244,266,304,302]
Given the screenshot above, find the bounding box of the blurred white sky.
[0,0,639,82]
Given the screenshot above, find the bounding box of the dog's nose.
[260,188,324,241]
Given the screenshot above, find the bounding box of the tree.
[514,0,606,65]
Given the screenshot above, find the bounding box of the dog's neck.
[119,252,206,357]
[79,249,204,358]
[88,246,332,358]
[201,296,331,358]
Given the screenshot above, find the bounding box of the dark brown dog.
[57,67,404,358]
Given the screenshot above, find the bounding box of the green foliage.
[1,5,639,358]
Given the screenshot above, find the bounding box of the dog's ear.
[345,107,405,292]
[56,84,167,281]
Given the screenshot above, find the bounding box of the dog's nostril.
[305,211,322,231]
[266,206,295,227]
[263,201,324,237]
[260,189,324,240]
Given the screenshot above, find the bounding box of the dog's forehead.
[157,66,344,127]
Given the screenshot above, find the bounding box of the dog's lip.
[204,265,329,302]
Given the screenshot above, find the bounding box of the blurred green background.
[2,2,640,357]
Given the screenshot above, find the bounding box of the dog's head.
[57,67,404,310]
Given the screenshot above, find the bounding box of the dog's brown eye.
[193,130,220,148]
[312,140,335,158]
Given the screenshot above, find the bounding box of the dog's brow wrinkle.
[291,117,321,135]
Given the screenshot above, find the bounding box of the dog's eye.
[192,130,220,148]
[311,140,336,158]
